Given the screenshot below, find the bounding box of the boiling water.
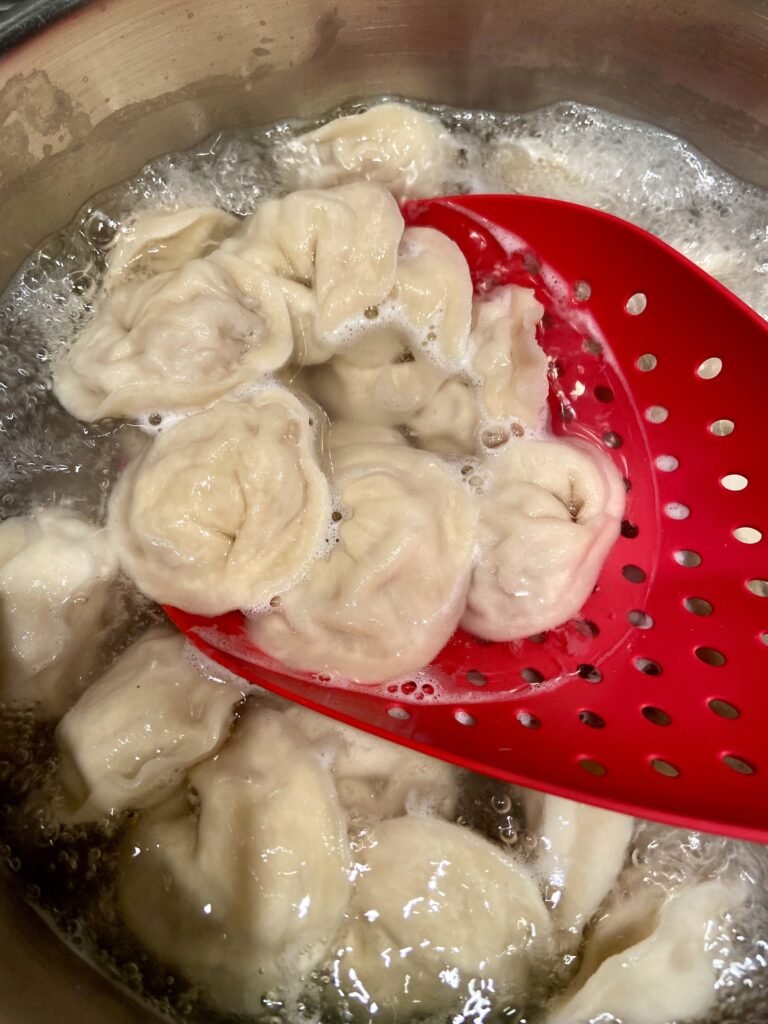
[0,98,767,1024]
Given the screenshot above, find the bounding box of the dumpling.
[470,285,548,431]
[108,389,332,616]
[524,792,634,940]
[302,328,448,427]
[461,438,625,641]
[283,704,458,820]
[405,377,479,454]
[216,182,404,350]
[105,206,238,285]
[547,879,745,1024]
[330,816,553,1019]
[280,102,453,200]
[54,257,294,421]
[56,629,246,821]
[0,508,118,719]
[248,443,477,682]
[118,705,352,1016]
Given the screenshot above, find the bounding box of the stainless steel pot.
[0,0,766,1019]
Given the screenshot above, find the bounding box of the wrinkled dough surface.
[303,327,448,427]
[105,206,238,285]
[284,704,457,820]
[0,508,117,718]
[525,792,634,940]
[328,420,407,451]
[118,706,352,1016]
[248,444,476,682]
[405,377,479,454]
[280,102,453,200]
[471,284,547,428]
[54,258,293,421]
[548,879,745,1024]
[217,182,404,356]
[56,629,245,821]
[462,439,625,640]
[332,816,552,1018]
[108,390,332,616]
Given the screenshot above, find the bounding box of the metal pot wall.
[0,0,765,1020]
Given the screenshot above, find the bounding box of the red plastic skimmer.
[167,195,768,843]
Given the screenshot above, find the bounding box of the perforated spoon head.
[168,195,768,842]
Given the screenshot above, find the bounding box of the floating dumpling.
[105,206,238,285]
[108,389,332,616]
[0,508,117,719]
[525,792,634,940]
[331,816,552,1019]
[405,377,479,454]
[461,438,624,640]
[280,102,452,199]
[118,705,352,1016]
[56,629,246,821]
[303,327,448,427]
[248,443,476,682]
[547,878,745,1024]
[470,284,548,431]
[54,257,293,421]
[284,704,458,820]
[217,182,404,353]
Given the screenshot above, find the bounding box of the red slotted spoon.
[166,194,768,842]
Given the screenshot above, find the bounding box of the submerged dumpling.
[216,182,404,354]
[470,285,548,430]
[118,705,352,1016]
[0,508,117,718]
[105,206,238,285]
[280,102,453,199]
[548,878,745,1024]
[248,443,476,682]
[303,328,448,427]
[331,816,552,1019]
[405,377,479,454]
[462,439,624,640]
[56,629,245,821]
[108,389,332,616]
[284,704,458,820]
[525,792,634,940]
[54,257,293,421]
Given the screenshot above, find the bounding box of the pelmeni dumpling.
[217,182,404,348]
[303,327,448,427]
[547,878,745,1024]
[280,102,453,199]
[524,792,634,940]
[249,443,476,682]
[0,508,117,719]
[105,206,238,285]
[331,816,552,1019]
[462,439,625,640]
[54,258,293,421]
[108,390,332,616]
[470,284,548,430]
[56,629,246,821]
[283,704,458,820]
[405,377,479,454]
[118,705,352,1016]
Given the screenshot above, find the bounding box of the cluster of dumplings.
[0,102,747,1023]
[50,101,625,684]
